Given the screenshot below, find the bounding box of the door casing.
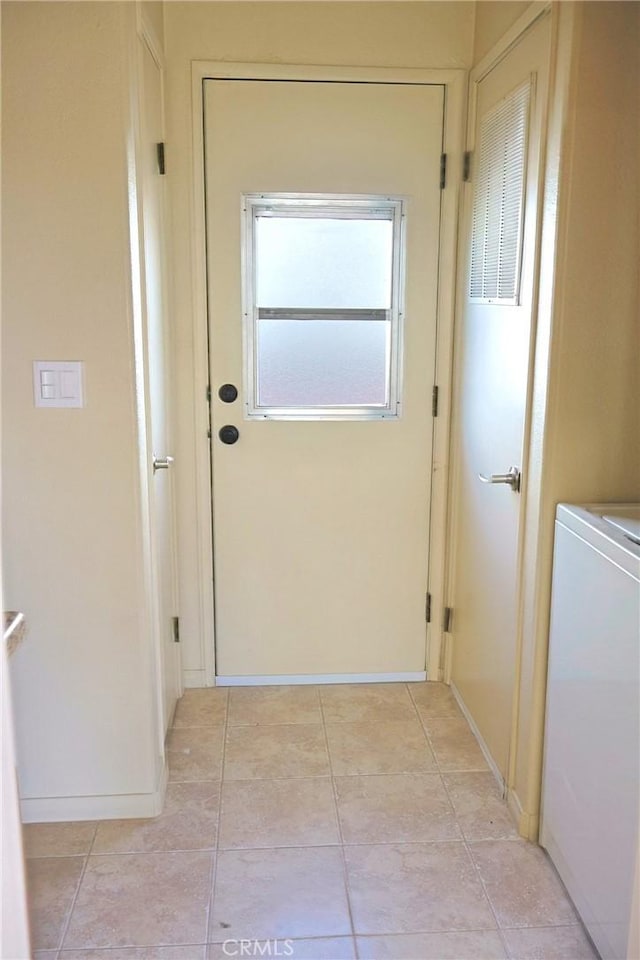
[189,62,466,684]
[445,2,556,837]
[132,19,182,752]
[448,10,551,787]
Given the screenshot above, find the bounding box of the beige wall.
[512,0,640,832]
[166,1,474,69]
[2,8,33,949]
[1,6,31,937]
[473,0,535,64]
[1,2,161,816]
[141,0,164,52]
[165,0,475,684]
[544,0,639,499]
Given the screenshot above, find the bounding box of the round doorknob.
[218,383,238,403]
[219,425,239,445]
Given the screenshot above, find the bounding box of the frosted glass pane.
[257,320,388,407]
[256,217,393,309]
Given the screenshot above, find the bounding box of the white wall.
[1,2,163,819]
[1,634,30,957]
[164,1,475,685]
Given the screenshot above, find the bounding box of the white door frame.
[445,0,585,839]
[189,61,465,685]
[126,4,182,781]
[136,18,183,732]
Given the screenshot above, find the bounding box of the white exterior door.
[139,38,181,729]
[204,79,445,680]
[450,15,551,778]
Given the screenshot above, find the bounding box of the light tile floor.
[24,683,599,960]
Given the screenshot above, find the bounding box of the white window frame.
[241,193,406,420]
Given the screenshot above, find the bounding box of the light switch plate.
[33,361,84,408]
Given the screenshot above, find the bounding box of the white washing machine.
[541,503,640,960]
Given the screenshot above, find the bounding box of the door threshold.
[215,671,427,687]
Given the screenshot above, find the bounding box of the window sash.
[242,194,405,421]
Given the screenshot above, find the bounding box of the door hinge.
[172,616,180,643]
[425,592,432,623]
[463,150,472,182]
[206,384,211,402]
[439,153,447,190]
[443,606,453,633]
[156,142,166,176]
[432,385,439,418]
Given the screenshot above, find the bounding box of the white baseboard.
[450,682,506,793]
[20,761,169,824]
[215,671,427,687]
[183,669,208,688]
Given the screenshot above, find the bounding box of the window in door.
[242,195,406,419]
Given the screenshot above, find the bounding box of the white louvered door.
[449,15,550,780]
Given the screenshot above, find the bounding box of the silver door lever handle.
[153,456,174,473]
[478,465,521,492]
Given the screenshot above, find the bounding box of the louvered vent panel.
[470,80,531,303]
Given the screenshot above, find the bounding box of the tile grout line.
[226,719,447,727]
[405,684,447,781]
[75,838,494,855]
[496,920,592,931]
[412,694,490,775]
[355,924,517,958]
[405,683,472,776]
[406,684,468,845]
[408,685,512,959]
[410,707,492,780]
[413,692,552,954]
[206,687,229,948]
[168,767,491,782]
[220,771,445,786]
[461,831,514,960]
[74,846,218,858]
[172,723,227,729]
[57,945,209,957]
[54,820,98,954]
[355,924,516,937]
[169,689,230,950]
[442,778,513,959]
[403,680,421,722]
[58,835,535,859]
[317,685,360,956]
[407,685,515,959]
[86,818,99,855]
